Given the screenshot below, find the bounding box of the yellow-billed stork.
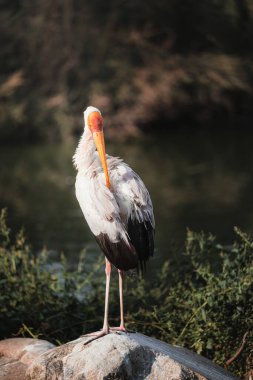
[73,106,155,337]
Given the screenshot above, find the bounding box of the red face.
[88,111,103,133]
[87,111,110,189]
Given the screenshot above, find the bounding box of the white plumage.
[75,158,155,242]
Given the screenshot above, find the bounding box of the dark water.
[1,128,253,268]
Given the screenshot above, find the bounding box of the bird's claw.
[109,326,127,333]
[80,326,129,346]
[81,330,108,346]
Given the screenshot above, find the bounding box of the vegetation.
[0,1,253,142]
[0,209,252,377]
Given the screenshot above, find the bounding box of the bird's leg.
[110,269,126,332]
[82,258,111,345]
[118,269,126,331]
[102,258,111,334]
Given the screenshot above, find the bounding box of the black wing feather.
[127,218,154,273]
[95,234,138,271]
[95,219,154,273]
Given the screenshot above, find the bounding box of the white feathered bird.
[73,106,155,337]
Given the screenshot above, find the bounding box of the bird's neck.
[73,128,96,172]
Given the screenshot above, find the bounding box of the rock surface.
[0,333,239,380]
[0,338,55,380]
[25,332,238,380]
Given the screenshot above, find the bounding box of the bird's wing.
[75,170,138,270]
[110,160,155,272]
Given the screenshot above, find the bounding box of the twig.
[21,323,40,339]
[175,300,208,344]
[225,331,249,368]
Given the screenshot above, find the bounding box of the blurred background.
[0,0,253,267]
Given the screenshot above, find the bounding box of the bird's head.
[84,106,111,189]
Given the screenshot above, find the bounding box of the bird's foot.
[81,328,109,346]
[80,325,128,346]
[109,325,127,333]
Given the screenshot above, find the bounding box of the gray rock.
[26,332,206,380]
[0,338,55,380]
[129,334,239,380]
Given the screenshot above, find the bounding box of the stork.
[73,106,155,337]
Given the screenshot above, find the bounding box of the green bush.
[0,209,84,343]
[125,229,253,377]
[0,209,252,377]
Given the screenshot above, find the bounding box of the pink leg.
[82,258,111,345]
[102,258,111,333]
[110,269,126,332]
[118,269,126,331]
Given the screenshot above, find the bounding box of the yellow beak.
[92,131,111,189]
